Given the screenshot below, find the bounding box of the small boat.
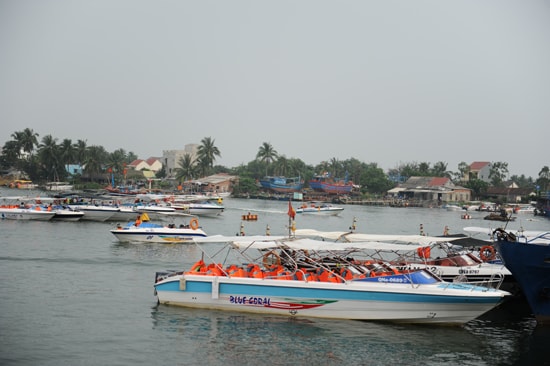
[111,216,207,243]
[0,206,55,220]
[259,176,304,193]
[295,203,344,216]
[154,235,509,324]
[491,228,550,324]
[43,182,74,191]
[8,180,38,189]
[309,172,355,194]
[67,204,119,222]
[51,205,84,221]
[484,212,515,222]
[0,197,56,220]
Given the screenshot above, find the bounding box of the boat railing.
[450,272,504,291]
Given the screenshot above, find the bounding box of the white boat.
[294,229,513,291]
[295,203,344,216]
[44,182,74,191]
[51,206,84,221]
[68,204,119,221]
[0,206,55,220]
[445,204,464,211]
[154,235,509,324]
[111,217,207,243]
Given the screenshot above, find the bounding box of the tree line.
[1,128,549,197]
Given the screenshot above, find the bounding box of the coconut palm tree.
[256,142,278,176]
[175,154,196,182]
[84,145,108,182]
[37,135,61,181]
[197,137,221,175]
[59,138,76,167]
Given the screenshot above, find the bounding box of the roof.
[187,173,237,185]
[428,177,450,187]
[470,161,490,170]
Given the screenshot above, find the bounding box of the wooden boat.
[154,235,509,324]
[309,173,354,194]
[259,176,304,193]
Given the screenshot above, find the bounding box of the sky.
[1,0,549,179]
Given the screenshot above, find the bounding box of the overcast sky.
[1,0,549,178]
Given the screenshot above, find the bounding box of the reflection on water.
[150,304,543,366]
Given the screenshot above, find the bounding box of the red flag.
[287,200,295,219]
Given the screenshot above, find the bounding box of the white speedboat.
[0,206,55,220]
[68,204,119,222]
[51,206,84,221]
[111,217,207,243]
[154,235,509,324]
[295,203,344,216]
[294,229,513,291]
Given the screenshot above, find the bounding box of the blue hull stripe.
[155,279,500,304]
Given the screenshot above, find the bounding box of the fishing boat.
[259,176,304,193]
[111,215,207,243]
[295,202,344,216]
[154,235,509,324]
[309,172,354,194]
[491,228,550,324]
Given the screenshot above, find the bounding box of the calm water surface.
[1,191,550,365]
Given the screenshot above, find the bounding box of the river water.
[1,190,549,366]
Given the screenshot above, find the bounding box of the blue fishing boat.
[259,176,304,193]
[493,228,550,324]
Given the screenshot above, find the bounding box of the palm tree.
[84,145,108,182]
[197,137,221,175]
[256,142,278,176]
[59,139,76,167]
[538,166,550,193]
[175,154,196,182]
[75,139,88,166]
[37,135,60,181]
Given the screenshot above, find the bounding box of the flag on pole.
[287,200,295,219]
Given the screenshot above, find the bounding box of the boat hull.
[68,205,118,221]
[155,274,506,324]
[0,208,55,221]
[296,207,344,216]
[496,239,550,323]
[260,177,304,193]
[111,227,207,243]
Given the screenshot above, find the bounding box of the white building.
[163,144,199,178]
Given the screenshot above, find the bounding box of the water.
[1,191,550,365]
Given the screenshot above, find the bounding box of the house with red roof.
[387,176,471,203]
[128,157,163,173]
[466,161,492,183]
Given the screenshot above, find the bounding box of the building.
[163,144,199,178]
[128,157,163,173]
[466,162,492,183]
[183,173,237,194]
[387,176,471,203]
